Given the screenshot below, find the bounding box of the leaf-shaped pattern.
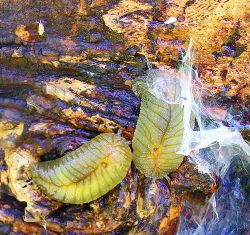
[132,90,184,178]
[31,133,132,204]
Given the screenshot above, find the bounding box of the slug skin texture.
[132,88,184,179]
[31,133,132,204]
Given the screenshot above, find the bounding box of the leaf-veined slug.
[132,83,184,179]
[31,133,132,204]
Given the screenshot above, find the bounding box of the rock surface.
[0,0,249,234]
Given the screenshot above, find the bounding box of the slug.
[31,133,132,204]
[132,84,184,179]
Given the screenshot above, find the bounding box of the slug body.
[132,88,184,179]
[31,133,132,204]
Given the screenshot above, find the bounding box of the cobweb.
[142,40,250,235]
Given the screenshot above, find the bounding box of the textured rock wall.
[0,0,249,234]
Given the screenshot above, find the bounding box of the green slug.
[132,82,184,179]
[31,133,132,204]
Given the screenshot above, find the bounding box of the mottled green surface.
[132,88,184,178]
[31,133,132,204]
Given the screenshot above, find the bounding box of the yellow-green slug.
[31,133,132,204]
[132,81,184,179]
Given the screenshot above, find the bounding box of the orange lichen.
[103,0,249,101]
[103,0,152,48]
[15,25,30,41]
